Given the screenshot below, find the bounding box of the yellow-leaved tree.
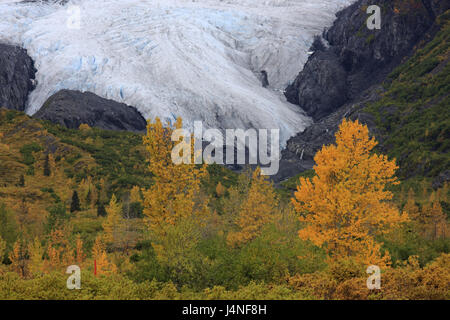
[142,117,209,242]
[79,176,97,209]
[45,229,74,272]
[102,194,123,246]
[9,240,28,278]
[102,194,138,253]
[425,199,447,240]
[404,188,420,222]
[28,237,45,276]
[75,234,86,266]
[142,117,210,280]
[130,186,142,204]
[92,236,116,276]
[227,167,278,248]
[215,182,226,197]
[292,119,407,267]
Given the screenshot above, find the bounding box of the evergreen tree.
[86,189,92,207]
[45,203,69,233]
[43,154,51,177]
[97,202,107,217]
[18,174,25,187]
[70,191,81,213]
[129,202,143,218]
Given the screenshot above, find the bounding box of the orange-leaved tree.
[9,240,28,278]
[292,119,407,267]
[92,236,116,276]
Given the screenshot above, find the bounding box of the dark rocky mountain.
[276,0,450,183]
[285,0,448,121]
[0,43,36,111]
[33,90,147,132]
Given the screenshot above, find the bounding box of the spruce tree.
[86,189,92,207]
[70,190,81,213]
[97,202,107,217]
[43,154,51,176]
[18,174,25,187]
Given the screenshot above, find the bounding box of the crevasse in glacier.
[0,0,355,144]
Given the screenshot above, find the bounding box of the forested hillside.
[0,107,448,299]
[365,11,450,182]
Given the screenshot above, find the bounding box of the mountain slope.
[277,1,449,186]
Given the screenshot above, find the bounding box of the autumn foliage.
[142,117,209,234]
[227,167,278,247]
[142,117,210,265]
[292,119,408,267]
[0,109,448,300]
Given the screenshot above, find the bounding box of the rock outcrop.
[33,90,147,132]
[285,50,348,120]
[0,43,36,111]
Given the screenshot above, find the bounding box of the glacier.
[0,0,355,144]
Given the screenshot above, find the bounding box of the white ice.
[0,0,355,144]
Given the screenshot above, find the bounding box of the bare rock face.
[0,43,36,111]
[285,50,348,120]
[274,0,449,182]
[285,0,446,121]
[33,90,147,132]
[427,0,450,18]
[275,85,383,182]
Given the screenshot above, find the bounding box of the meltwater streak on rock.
[0,0,355,145]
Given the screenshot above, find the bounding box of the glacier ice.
[0,0,355,144]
